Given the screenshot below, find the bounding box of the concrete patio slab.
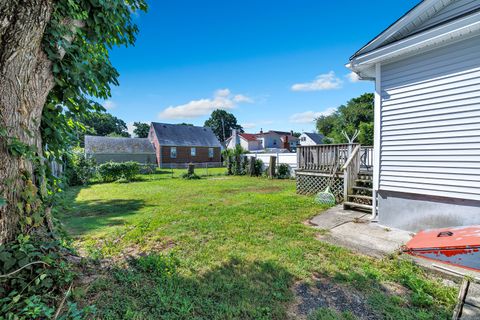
[310,205,413,257]
[310,205,480,280]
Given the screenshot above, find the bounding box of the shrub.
[181,172,201,180]
[66,147,96,186]
[241,156,249,175]
[277,164,290,179]
[252,158,263,176]
[97,161,140,182]
[223,145,247,176]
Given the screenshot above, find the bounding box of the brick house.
[148,123,222,168]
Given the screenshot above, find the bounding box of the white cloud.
[103,100,116,110]
[291,71,343,92]
[289,108,336,124]
[346,72,361,83]
[233,94,254,103]
[242,123,257,129]
[159,89,253,119]
[242,120,274,130]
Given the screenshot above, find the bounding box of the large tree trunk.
[0,0,54,243]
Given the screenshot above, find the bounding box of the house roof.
[303,132,324,144]
[85,136,155,154]
[257,130,294,136]
[269,130,292,136]
[239,133,258,142]
[348,0,480,78]
[151,122,222,148]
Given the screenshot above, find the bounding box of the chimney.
[290,130,294,136]
[283,135,290,151]
[260,128,263,134]
[232,129,239,146]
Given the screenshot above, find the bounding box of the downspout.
[371,63,382,221]
[159,145,163,169]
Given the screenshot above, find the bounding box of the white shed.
[348,0,480,231]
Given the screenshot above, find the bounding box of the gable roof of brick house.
[150,122,222,148]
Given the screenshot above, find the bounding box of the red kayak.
[404,226,480,271]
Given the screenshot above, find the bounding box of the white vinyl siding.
[379,35,480,201]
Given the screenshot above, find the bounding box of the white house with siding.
[348,0,480,231]
[299,132,324,146]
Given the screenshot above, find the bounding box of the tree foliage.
[204,109,243,142]
[82,112,130,138]
[315,93,374,145]
[133,122,150,138]
[41,0,147,160]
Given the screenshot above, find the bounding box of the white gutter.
[349,11,480,78]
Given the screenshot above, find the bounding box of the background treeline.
[315,93,374,145]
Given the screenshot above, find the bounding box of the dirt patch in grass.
[303,219,318,227]
[289,274,377,319]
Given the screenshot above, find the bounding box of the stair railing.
[341,144,361,208]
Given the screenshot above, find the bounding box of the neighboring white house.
[226,129,299,152]
[256,130,299,151]
[348,0,480,231]
[299,132,324,146]
[226,131,263,151]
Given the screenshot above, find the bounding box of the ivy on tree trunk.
[0,0,55,243]
[0,0,147,244]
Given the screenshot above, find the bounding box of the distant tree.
[204,109,243,142]
[292,132,301,138]
[316,114,340,138]
[178,123,194,126]
[133,122,150,138]
[83,112,130,138]
[315,93,374,144]
[358,122,374,146]
[107,132,127,138]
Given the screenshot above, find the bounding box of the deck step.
[344,202,373,210]
[359,171,373,176]
[352,186,372,192]
[348,194,372,200]
[355,179,373,183]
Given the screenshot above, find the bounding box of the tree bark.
[0,0,54,243]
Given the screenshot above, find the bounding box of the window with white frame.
[208,147,214,158]
[170,147,177,158]
[191,147,196,157]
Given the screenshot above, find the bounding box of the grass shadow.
[83,255,294,319]
[60,198,148,237]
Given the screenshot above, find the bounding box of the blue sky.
[106,0,419,135]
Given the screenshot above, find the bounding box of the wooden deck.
[296,144,374,209]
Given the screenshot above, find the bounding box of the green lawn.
[59,170,456,319]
